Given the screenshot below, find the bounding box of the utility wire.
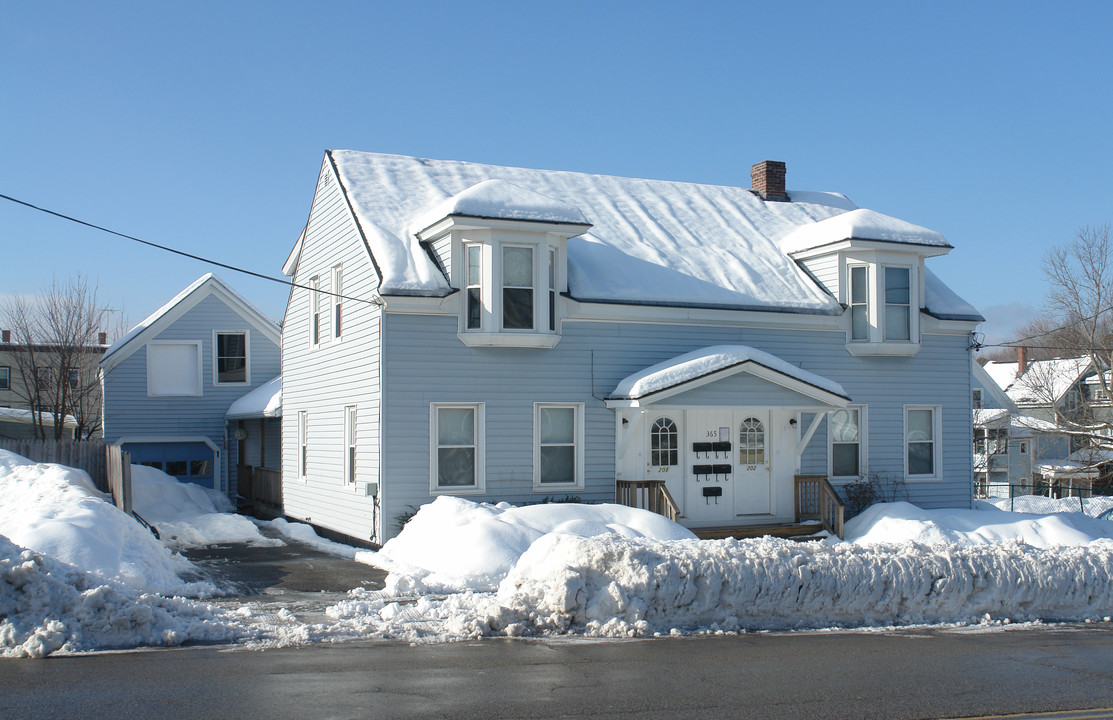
[0,192,383,306]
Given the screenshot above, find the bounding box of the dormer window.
[884,267,911,341]
[842,259,920,355]
[410,179,592,349]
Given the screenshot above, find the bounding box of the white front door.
[683,409,735,524]
[734,411,772,515]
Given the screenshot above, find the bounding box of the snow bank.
[846,502,1113,548]
[0,451,211,594]
[264,517,359,559]
[1,535,248,658]
[131,465,281,549]
[369,496,695,592]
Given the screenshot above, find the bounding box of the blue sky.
[3,1,1111,348]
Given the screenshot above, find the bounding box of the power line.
[0,192,383,307]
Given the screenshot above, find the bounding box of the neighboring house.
[281,151,984,545]
[100,274,281,496]
[0,329,107,438]
[0,407,78,440]
[977,349,1112,495]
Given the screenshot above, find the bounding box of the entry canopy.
[606,345,851,408]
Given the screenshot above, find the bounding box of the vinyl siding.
[378,314,974,539]
[430,236,452,283]
[281,162,384,543]
[800,254,840,298]
[100,294,280,495]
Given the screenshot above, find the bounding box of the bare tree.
[1,275,116,440]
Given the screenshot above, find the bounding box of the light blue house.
[281,152,984,544]
[100,274,281,496]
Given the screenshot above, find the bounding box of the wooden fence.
[105,445,132,514]
[0,438,109,491]
[237,465,283,510]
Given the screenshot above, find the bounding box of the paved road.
[4,624,1113,719]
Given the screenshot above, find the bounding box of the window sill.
[845,341,920,357]
[458,332,561,348]
[430,486,486,495]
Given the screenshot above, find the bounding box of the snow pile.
[1,534,248,658]
[779,208,950,254]
[131,465,281,549]
[846,501,1113,548]
[609,344,847,401]
[984,495,1113,517]
[0,451,210,594]
[370,496,695,592]
[264,517,359,558]
[411,179,590,230]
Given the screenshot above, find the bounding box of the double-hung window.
[0,366,9,391]
[502,246,534,330]
[310,276,321,347]
[548,248,557,332]
[431,403,484,492]
[905,406,939,478]
[215,331,248,385]
[344,405,357,484]
[466,244,483,330]
[534,403,584,489]
[332,265,343,340]
[829,406,865,479]
[848,265,869,341]
[298,410,309,479]
[885,267,911,341]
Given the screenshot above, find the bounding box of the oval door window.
[739,417,765,465]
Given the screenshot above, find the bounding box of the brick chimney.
[1017,346,1028,375]
[751,160,787,201]
[98,332,107,345]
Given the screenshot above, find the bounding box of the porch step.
[691,522,827,542]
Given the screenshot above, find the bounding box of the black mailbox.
[692,442,714,453]
[703,486,723,497]
[713,464,732,475]
[711,441,732,453]
[693,464,714,475]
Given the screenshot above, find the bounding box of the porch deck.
[690,521,828,541]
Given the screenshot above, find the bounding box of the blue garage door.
[124,442,216,488]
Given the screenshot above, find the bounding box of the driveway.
[182,529,387,622]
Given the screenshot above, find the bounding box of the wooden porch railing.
[237,464,283,508]
[616,479,681,523]
[794,474,845,539]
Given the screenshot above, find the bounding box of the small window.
[215,332,248,385]
[650,417,679,467]
[739,417,765,465]
[332,265,343,340]
[310,276,321,347]
[502,246,534,330]
[972,388,982,409]
[849,265,869,341]
[35,367,53,393]
[431,403,484,491]
[548,248,557,333]
[67,368,80,390]
[906,406,938,477]
[466,244,482,330]
[885,267,911,341]
[535,403,583,488]
[300,411,309,478]
[147,341,202,396]
[0,366,9,391]
[344,405,357,484]
[829,406,864,478]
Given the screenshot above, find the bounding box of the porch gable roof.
[605,345,851,409]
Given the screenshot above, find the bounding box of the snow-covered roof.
[102,274,281,372]
[778,208,952,255]
[973,408,1061,436]
[985,356,1095,406]
[411,179,591,232]
[225,376,281,419]
[925,268,983,321]
[0,407,77,428]
[607,345,849,403]
[323,151,972,314]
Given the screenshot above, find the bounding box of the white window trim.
[828,405,867,481]
[533,402,585,491]
[429,402,486,494]
[500,243,537,332]
[883,265,913,342]
[331,264,344,342]
[309,276,321,349]
[847,264,870,343]
[904,404,942,481]
[212,329,251,387]
[464,243,484,332]
[344,405,357,485]
[146,340,203,397]
[297,410,309,481]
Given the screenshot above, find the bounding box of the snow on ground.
[6,446,1113,656]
